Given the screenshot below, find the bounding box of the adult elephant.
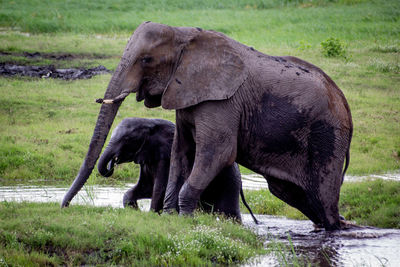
[96,117,258,223]
[62,22,352,230]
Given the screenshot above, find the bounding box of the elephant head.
[97,118,174,177]
[97,118,147,178]
[61,22,246,207]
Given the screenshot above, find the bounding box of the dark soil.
[0,51,112,60]
[0,51,114,79]
[0,63,112,80]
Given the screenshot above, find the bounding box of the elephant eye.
[141,56,152,64]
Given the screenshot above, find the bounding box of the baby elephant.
[98,117,257,223]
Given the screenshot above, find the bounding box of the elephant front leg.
[123,166,153,208]
[163,120,195,213]
[123,187,140,209]
[178,129,237,216]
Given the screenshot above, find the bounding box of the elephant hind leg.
[266,176,340,230]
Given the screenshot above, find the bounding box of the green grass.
[0,202,264,266]
[0,0,399,183]
[241,179,400,228]
[0,75,174,185]
[241,189,307,220]
[2,0,394,35]
[340,179,400,228]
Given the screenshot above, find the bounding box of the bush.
[321,37,349,59]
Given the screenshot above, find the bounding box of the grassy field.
[1,0,399,185]
[0,202,264,266]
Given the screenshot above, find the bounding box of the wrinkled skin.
[98,117,257,222]
[62,22,352,230]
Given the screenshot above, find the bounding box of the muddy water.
[241,215,400,266]
[1,180,400,266]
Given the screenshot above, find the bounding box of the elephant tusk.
[95,98,114,104]
[95,92,130,105]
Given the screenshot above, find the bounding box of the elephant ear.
[132,136,149,165]
[162,31,247,110]
[133,124,168,164]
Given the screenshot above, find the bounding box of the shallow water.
[0,184,149,210]
[241,171,400,190]
[1,181,399,266]
[241,215,400,266]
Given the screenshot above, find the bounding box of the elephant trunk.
[97,144,116,177]
[61,58,130,207]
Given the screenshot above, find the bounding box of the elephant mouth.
[105,157,119,177]
[144,93,162,108]
[136,80,162,107]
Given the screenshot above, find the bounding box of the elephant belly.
[237,93,312,182]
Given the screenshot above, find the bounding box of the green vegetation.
[241,189,307,220]
[0,202,264,266]
[1,0,393,35]
[340,179,400,228]
[242,179,400,228]
[0,0,399,184]
[320,37,349,60]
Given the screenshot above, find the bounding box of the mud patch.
[0,63,111,80]
[0,51,112,60]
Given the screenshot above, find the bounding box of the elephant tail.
[341,149,350,184]
[240,188,259,224]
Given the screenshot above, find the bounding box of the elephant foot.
[313,216,341,231]
[123,200,139,209]
[178,183,202,216]
[340,219,365,230]
[312,223,325,232]
[123,192,139,209]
